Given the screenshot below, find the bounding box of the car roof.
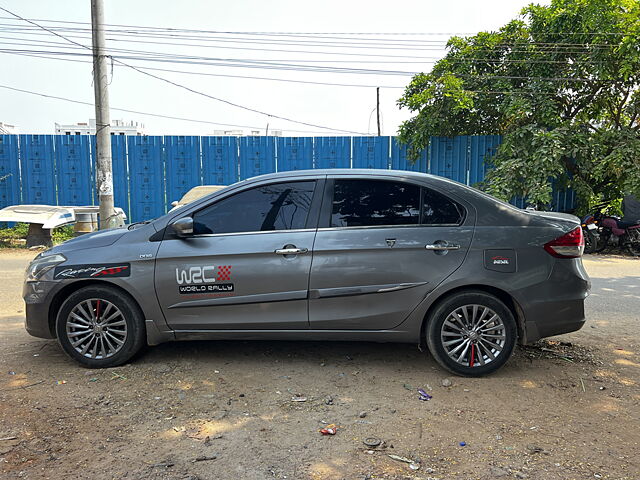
[245,168,462,186]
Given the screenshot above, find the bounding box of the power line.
[5,49,629,88]
[0,50,409,89]
[0,17,635,36]
[0,23,627,50]
[0,6,367,135]
[0,83,349,134]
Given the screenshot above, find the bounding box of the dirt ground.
[0,250,638,480]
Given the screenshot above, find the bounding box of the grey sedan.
[23,169,590,376]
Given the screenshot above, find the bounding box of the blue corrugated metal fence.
[0,134,576,223]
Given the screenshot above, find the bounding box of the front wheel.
[594,230,610,253]
[56,286,146,368]
[426,291,517,376]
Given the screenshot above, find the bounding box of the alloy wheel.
[65,299,128,359]
[440,304,506,367]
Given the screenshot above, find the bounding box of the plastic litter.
[388,454,420,471]
[8,371,15,375]
[319,424,338,435]
[55,380,67,385]
[291,396,307,402]
[459,441,467,447]
[417,388,432,401]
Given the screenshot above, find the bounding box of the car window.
[331,179,420,227]
[193,181,315,234]
[422,187,464,225]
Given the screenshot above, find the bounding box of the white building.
[213,129,282,137]
[0,122,19,134]
[55,119,145,136]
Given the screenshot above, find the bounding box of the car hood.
[52,227,128,253]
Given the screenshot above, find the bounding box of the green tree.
[397,0,640,211]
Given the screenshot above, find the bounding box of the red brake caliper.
[95,300,101,323]
[470,344,475,367]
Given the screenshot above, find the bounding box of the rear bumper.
[523,299,586,344]
[518,258,590,344]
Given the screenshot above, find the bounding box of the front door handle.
[275,247,308,255]
[425,243,461,251]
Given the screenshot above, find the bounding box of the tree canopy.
[397,0,640,211]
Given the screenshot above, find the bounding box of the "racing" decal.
[53,264,130,279]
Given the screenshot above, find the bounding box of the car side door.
[154,178,323,330]
[308,176,474,330]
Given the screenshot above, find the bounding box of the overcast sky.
[0,0,548,136]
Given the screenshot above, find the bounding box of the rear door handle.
[425,243,461,251]
[275,247,308,255]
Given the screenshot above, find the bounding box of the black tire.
[627,242,640,257]
[56,285,146,368]
[594,230,610,253]
[426,291,517,377]
[583,229,598,254]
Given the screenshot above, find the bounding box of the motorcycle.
[595,214,640,256]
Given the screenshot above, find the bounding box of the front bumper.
[23,281,59,339]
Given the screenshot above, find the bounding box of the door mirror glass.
[170,217,194,237]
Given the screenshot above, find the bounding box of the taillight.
[544,226,584,258]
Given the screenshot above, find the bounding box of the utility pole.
[91,0,114,229]
[376,87,381,136]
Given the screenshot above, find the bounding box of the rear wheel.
[627,241,640,257]
[56,286,146,368]
[583,229,598,254]
[426,291,517,376]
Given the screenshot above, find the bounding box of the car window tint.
[331,179,420,227]
[193,181,315,234]
[422,187,464,225]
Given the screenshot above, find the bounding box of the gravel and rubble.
[1,250,639,479]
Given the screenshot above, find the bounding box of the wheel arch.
[419,284,526,347]
[47,280,146,338]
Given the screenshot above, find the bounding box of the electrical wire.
[0,84,351,135]
[0,49,409,89]
[0,6,368,135]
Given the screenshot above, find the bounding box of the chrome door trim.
[308,281,428,300]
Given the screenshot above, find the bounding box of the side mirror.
[170,217,194,237]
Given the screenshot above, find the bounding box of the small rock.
[515,473,527,479]
[525,444,546,455]
[390,409,397,414]
[324,395,334,405]
[441,378,452,387]
[495,435,503,440]
[359,411,367,418]
[154,364,171,374]
[488,466,509,477]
